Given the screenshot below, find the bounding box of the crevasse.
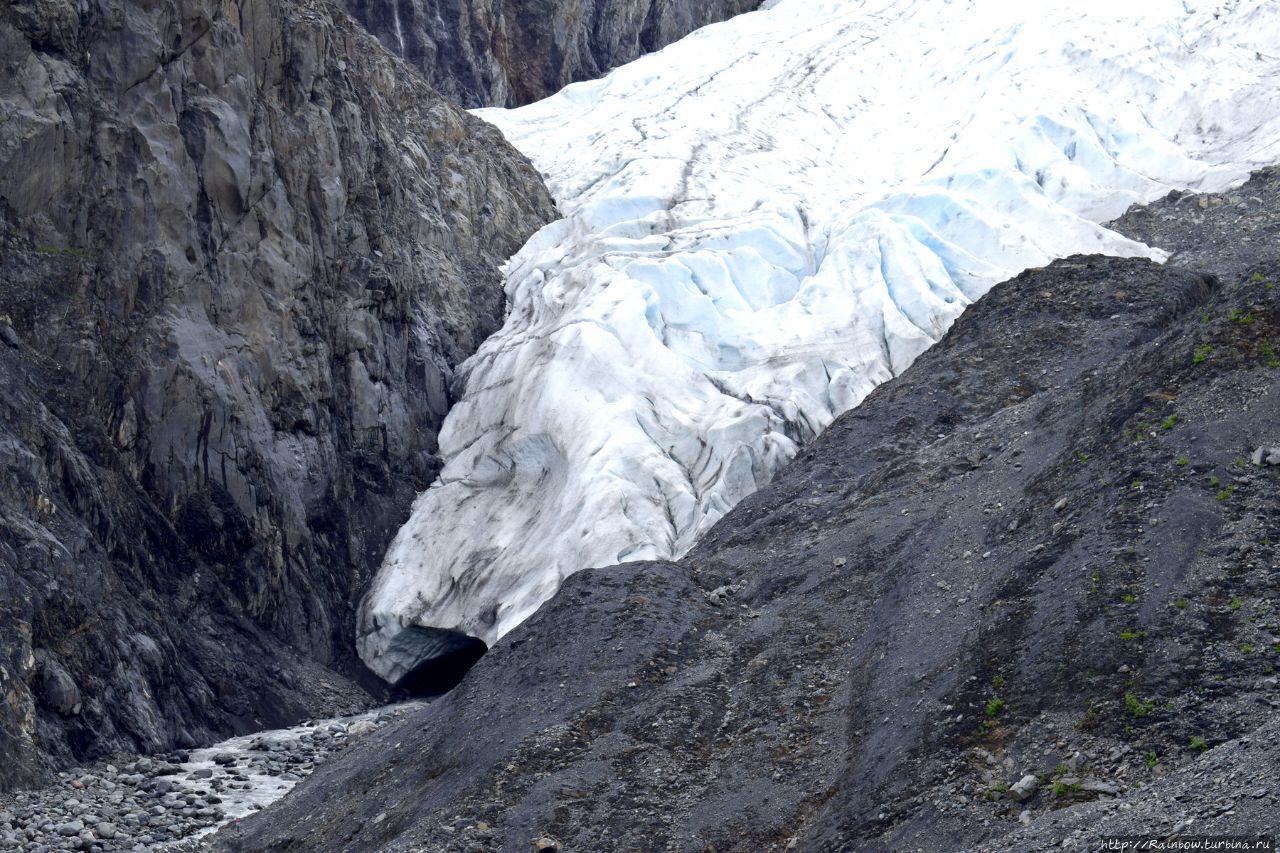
[357,0,1280,684]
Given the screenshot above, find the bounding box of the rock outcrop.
[0,0,554,788]
[343,0,760,107]
[218,171,1280,851]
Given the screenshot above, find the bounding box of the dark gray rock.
[0,0,554,788]
[346,0,760,107]
[33,654,81,718]
[217,169,1280,851]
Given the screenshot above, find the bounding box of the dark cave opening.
[392,627,489,696]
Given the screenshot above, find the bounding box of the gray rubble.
[0,704,422,851]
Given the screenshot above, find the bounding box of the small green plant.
[1077,451,1091,463]
[1216,485,1236,501]
[1176,454,1190,467]
[1189,735,1209,753]
[1160,414,1178,430]
[1233,457,1247,471]
[1130,478,1143,491]
[1078,699,1100,731]
[1175,597,1188,610]
[1209,475,1221,487]
[1274,642,1280,655]
[982,781,1009,800]
[1120,629,1144,641]
[991,675,1005,690]
[1125,692,1155,718]
[985,697,1005,718]
[1228,309,1254,326]
[1230,597,1244,612]
[1144,750,1158,769]
[1240,643,1255,654]
[1193,344,1214,364]
[1052,780,1083,797]
[1122,593,1136,605]
[1251,272,1266,283]
[1262,342,1280,369]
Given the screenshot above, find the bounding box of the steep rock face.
[0,0,554,788]
[221,171,1280,851]
[343,0,759,107]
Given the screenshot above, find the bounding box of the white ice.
[358,0,1280,680]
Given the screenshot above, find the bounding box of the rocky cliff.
[0,0,554,789]
[219,170,1280,851]
[343,0,759,107]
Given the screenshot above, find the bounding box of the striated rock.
[345,0,759,107]
[0,0,553,787]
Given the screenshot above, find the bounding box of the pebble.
[56,820,84,836]
[0,703,423,852]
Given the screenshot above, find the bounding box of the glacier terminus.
[357,0,1280,686]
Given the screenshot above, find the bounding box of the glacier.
[357,0,1280,685]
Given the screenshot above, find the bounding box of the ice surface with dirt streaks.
[358,0,1280,681]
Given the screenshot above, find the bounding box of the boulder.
[34,652,81,717]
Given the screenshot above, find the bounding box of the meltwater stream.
[0,703,428,850]
[358,0,1280,684]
